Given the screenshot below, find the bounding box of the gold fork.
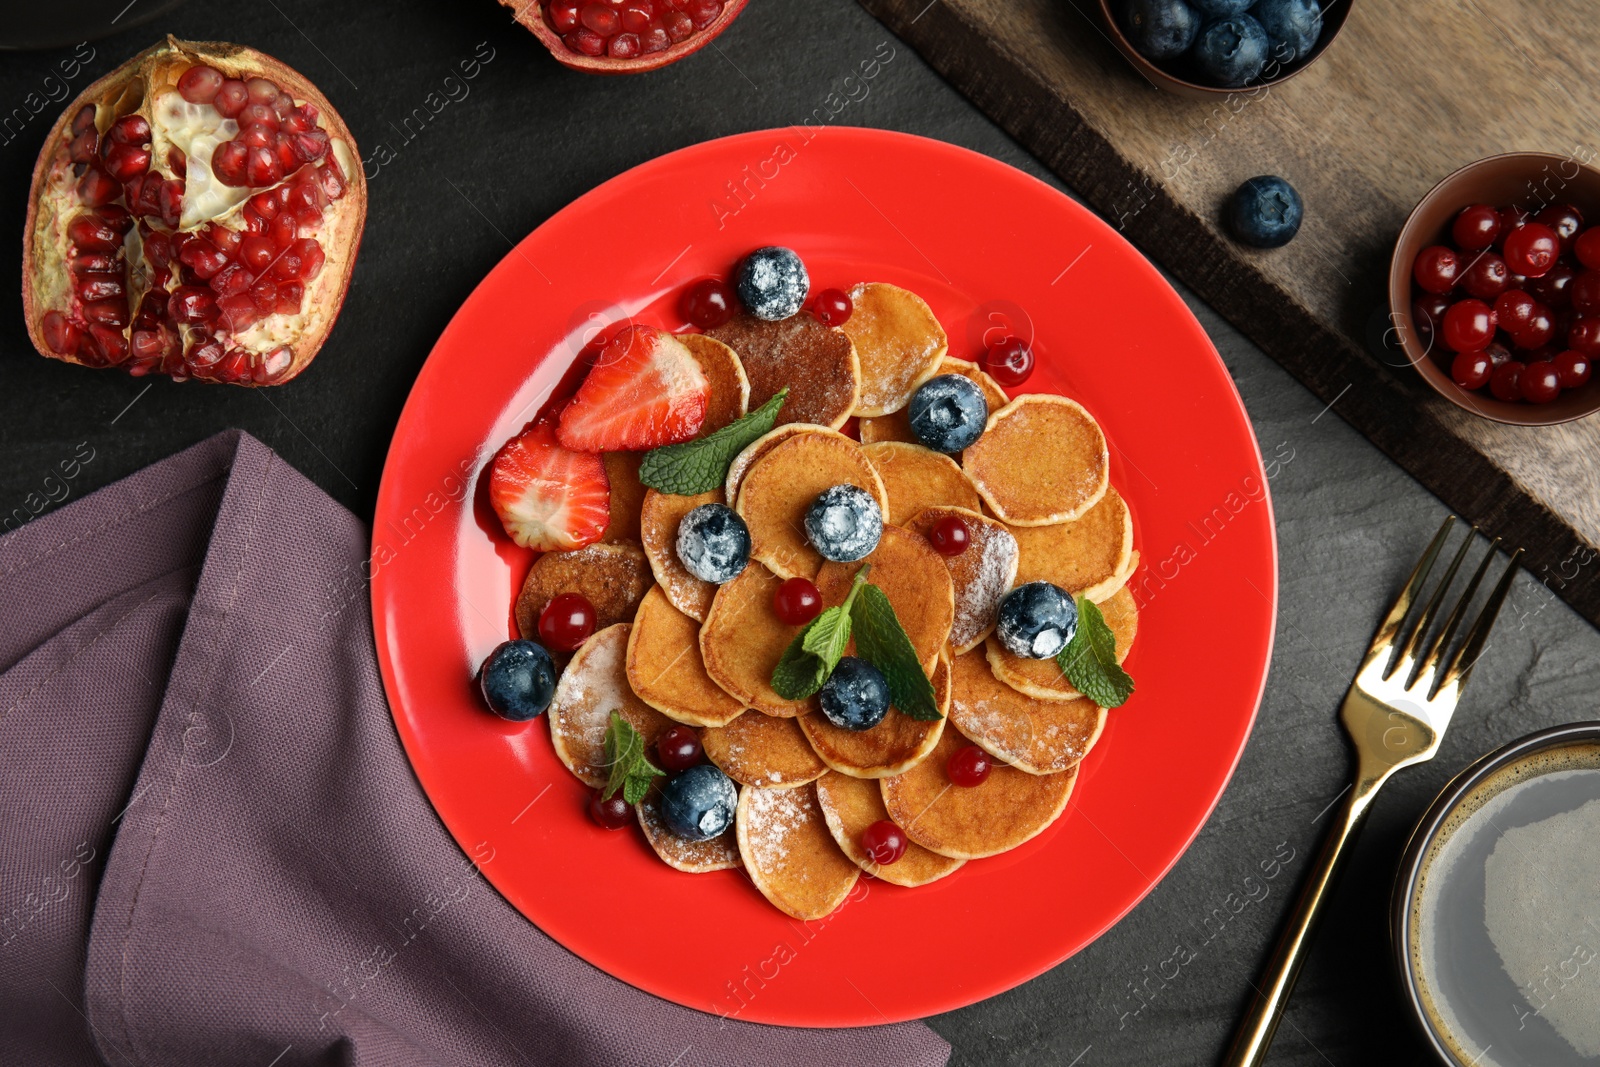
[1223,516,1522,1067]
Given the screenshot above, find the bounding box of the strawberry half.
[557,325,709,452]
[488,421,610,551]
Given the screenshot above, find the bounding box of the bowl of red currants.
[1390,152,1600,426]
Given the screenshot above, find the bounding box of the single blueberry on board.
[1251,0,1323,63]
[804,484,883,563]
[996,582,1079,660]
[1188,0,1252,15]
[659,763,738,841]
[676,502,751,583]
[907,374,989,453]
[736,247,809,321]
[477,639,557,721]
[1193,14,1269,87]
[1119,0,1200,60]
[1226,175,1304,248]
[819,656,891,731]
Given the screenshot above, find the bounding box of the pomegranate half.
[22,36,366,386]
[503,0,749,74]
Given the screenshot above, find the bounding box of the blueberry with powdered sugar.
[996,582,1078,660]
[659,763,738,841]
[676,503,750,583]
[736,246,809,320]
[908,374,989,453]
[804,484,883,563]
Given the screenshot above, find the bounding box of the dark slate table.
[3,2,1595,1063]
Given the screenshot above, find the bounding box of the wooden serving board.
[859,0,1600,626]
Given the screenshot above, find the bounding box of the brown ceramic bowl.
[1388,152,1600,427]
[1091,0,1352,99]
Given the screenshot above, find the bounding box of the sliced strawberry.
[557,325,709,452]
[489,421,610,551]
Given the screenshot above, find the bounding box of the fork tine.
[1372,516,1456,663]
[1394,525,1476,677]
[1440,548,1523,692]
[1419,535,1501,681]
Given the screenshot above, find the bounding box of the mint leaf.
[770,566,870,700]
[1057,596,1135,708]
[850,583,941,721]
[602,711,664,804]
[638,388,789,495]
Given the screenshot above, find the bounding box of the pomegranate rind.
[22,35,367,386]
[503,0,750,75]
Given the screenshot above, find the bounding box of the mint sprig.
[850,583,941,721]
[602,711,664,804]
[771,566,870,700]
[638,388,789,496]
[1057,596,1135,708]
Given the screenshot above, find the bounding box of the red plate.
[372,128,1277,1027]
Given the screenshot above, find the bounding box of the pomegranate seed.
[76,165,120,206]
[178,65,224,104]
[217,293,263,332]
[256,346,294,382]
[205,223,244,260]
[71,252,119,273]
[274,137,300,173]
[249,191,281,220]
[316,163,345,200]
[664,12,693,40]
[270,212,298,251]
[169,286,219,324]
[565,28,607,55]
[291,238,324,281]
[245,146,284,187]
[246,77,279,106]
[212,141,248,186]
[281,108,311,134]
[240,236,276,273]
[239,126,274,150]
[70,103,97,136]
[97,204,134,233]
[67,213,120,252]
[168,146,187,179]
[239,103,279,131]
[688,0,721,27]
[609,32,642,57]
[213,80,249,118]
[621,1,655,30]
[642,26,670,51]
[273,92,295,118]
[82,297,129,327]
[293,204,324,231]
[548,0,581,31]
[274,281,305,315]
[102,143,150,181]
[107,114,151,146]
[143,229,172,268]
[75,273,126,302]
[41,311,82,355]
[85,324,129,365]
[580,2,621,34]
[210,261,256,299]
[68,128,100,164]
[289,130,329,164]
[179,238,228,279]
[249,279,279,313]
[186,336,225,370]
[129,327,168,364]
[135,174,166,217]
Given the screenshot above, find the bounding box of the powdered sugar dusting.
[741,785,814,874]
[549,625,632,783]
[951,520,1018,651]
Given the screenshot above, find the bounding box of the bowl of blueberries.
[1099,0,1349,97]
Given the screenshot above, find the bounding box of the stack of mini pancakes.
[528,282,1139,920]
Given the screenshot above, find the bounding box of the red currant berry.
[1451,203,1501,250]
[1570,316,1600,359]
[1529,262,1576,309]
[1520,360,1562,404]
[1459,251,1510,300]
[589,791,632,829]
[657,725,703,771]
[1413,293,1452,339]
[1494,205,1530,252]
[682,277,735,329]
[927,514,971,556]
[773,576,822,626]
[538,592,596,652]
[1503,222,1561,278]
[947,744,992,787]
[1412,245,1459,294]
[1493,289,1536,333]
[1511,304,1555,350]
[1450,350,1493,390]
[860,819,908,865]
[983,337,1034,387]
[1535,203,1585,252]
[1571,271,1600,316]
[1489,361,1524,402]
[1441,299,1496,352]
[1555,349,1593,388]
[812,288,853,327]
[1576,228,1600,272]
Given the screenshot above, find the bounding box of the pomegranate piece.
[509,0,747,73]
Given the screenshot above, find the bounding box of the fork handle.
[1221,775,1380,1067]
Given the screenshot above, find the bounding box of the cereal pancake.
[903,506,1017,654]
[699,563,816,718]
[861,441,981,525]
[707,311,859,429]
[947,647,1105,775]
[625,586,745,728]
[639,488,721,622]
[985,586,1139,702]
[859,355,1009,447]
[734,432,887,580]
[677,332,750,433]
[514,541,651,641]
[839,282,948,416]
[814,770,964,887]
[700,712,827,789]
[797,652,950,778]
[636,782,741,873]
[813,524,954,671]
[736,782,861,920]
[964,395,1109,525]
[547,624,673,788]
[1009,485,1133,602]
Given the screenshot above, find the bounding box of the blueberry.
[819,656,890,731]
[1226,175,1303,248]
[996,582,1078,660]
[676,503,750,583]
[1119,0,1200,60]
[477,639,557,721]
[1193,14,1269,87]
[1188,0,1252,15]
[1251,0,1322,63]
[907,374,989,453]
[659,764,738,841]
[803,484,883,563]
[736,247,808,321]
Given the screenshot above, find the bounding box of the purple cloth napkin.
[0,430,951,1067]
